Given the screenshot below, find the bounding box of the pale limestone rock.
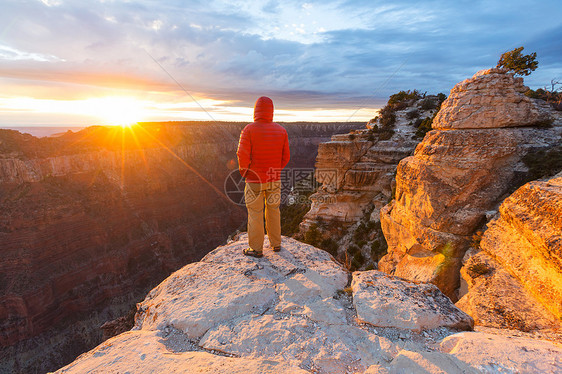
[457,172,562,331]
[433,68,553,129]
[134,260,278,339]
[352,271,473,332]
[370,349,479,374]
[440,331,562,373]
[275,272,346,325]
[457,250,561,332]
[52,330,308,374]
[54,235,562,373]
[200,314,399,371]
[135,235,347,338]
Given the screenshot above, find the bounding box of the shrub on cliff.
[414,93,447,139]
[320,237,338,257]
[370,124,395,140]
[370,240,387,262]
[415,117,434,138]
[387,90,423,107]
[525,86,562,111]
[496,46,538,76]
[406,109,420,120]
[281,200,311,236]
[378,105,396,128]
[522,145,562,181]
[303,223,322,247]
[419,94,445,111]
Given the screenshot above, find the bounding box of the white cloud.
[0,45,65,62]
[39,0,62,6]
[151,19,163,31]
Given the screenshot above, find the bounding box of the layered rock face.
[379,68,561,299]
[300,107,423,233]
[435,68,552,129]
[53,235,562,374]
[0,122,362,374]
[457,172,562,331]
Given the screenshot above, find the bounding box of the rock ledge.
[53,235,562,373]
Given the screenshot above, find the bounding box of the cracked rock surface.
[53,234,562,373]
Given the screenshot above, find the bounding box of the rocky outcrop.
[435,68,553,129]
[300,110,422,233]
[55,331,310,374]
[370,329,562,373]
[352,271,473,332]
[53,235,562,374]
[379,68,561,299]
[0,122,363,374]
[457,172,562,331]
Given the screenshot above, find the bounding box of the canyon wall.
[299,102,437,232]
[298,96,441,269]
[378,68,561,300]
[300,130,415,231]
[0,122,363,374]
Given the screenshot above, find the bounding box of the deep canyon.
[0,121,364,374]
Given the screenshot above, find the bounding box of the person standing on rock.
[237,96,290,257]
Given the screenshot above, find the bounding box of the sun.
[92,97,146,127]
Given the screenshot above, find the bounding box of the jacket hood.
[253,96,274,122]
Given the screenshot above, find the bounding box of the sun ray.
[134,124,243,210]
[120,126,125,189]
[126,125,150,171]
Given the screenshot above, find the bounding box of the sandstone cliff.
[0,122,363,374]
[52,235,562,374]
[379,68,561,299]
[457,171,562,332]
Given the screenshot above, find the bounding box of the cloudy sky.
[0,0,561,126]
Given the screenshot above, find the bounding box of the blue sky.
[0,0,561,126]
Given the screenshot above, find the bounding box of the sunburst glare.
[94,97,146,127]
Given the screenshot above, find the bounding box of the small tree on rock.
[496,46,538,76]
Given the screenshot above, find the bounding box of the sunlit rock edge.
[52,234,561,374]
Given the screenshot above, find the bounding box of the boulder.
[352,271,473,332]
[457,250,561,332]
[433,68,553,129]
[440,331,562,373]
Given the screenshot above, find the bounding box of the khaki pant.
[245,181,281,252]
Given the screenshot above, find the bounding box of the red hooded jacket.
[237,96,290,183]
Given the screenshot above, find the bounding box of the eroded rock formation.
[435,68,552,129]
[300,109,423,233]
[53,235,562,374]
[379,68,561,299]
[457,172,562,331]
